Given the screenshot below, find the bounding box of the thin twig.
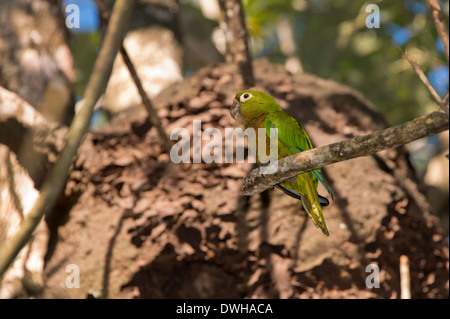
[241,111,449,196]
[428,0,449,62]
[402,51,443,105]
[400,255,411,299]
[95,0,172,153]
[0,0,136,277]
[119,46,172,153]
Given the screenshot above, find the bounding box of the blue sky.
[384,1,449,97]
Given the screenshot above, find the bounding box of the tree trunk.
[0,0,74,124]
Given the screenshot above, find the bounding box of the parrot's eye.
[240,92,253,102]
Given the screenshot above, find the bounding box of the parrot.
[230,89,333,236]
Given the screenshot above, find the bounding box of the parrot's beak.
[230,100,240,119]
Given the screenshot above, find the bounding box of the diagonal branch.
[0,0,136,277]
[428,0,449,62]
[119,46,172,153]
[242,111,449,196]
[95,0,172,153]
[402,51,443,105]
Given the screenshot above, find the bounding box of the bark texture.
[0,0,74,124]
[218,0,254,89]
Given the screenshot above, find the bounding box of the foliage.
[72,0,449,125]
[69,31,102,98]
[242,0,449,125]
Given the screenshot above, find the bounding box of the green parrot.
[230,89,333,236]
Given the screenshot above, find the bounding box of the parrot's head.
[230,90,281,122]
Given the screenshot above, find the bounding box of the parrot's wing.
[265,113,334,200]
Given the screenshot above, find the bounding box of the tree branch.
[119,46,172,153]
[95,0,172,153]
[0,87,68,187]
[428,0,449,62]
[218,0,254,89]
[402,51,443,105]
[0,87,67,155]
[400,255,411,299]
[242,111,449,196]
[0,0,136,277]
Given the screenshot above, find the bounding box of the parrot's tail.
[300,173,329,236]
